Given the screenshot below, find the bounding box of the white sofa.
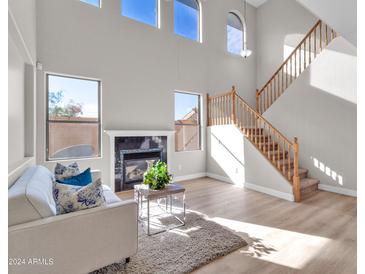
[8,165,138,274]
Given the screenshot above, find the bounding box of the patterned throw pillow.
[53,178,106,214]
[56,168,93,187]
[54,162,80,180]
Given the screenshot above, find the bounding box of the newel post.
[206,93,210,126]
[256,89,259,113]
[231,86,236,124]
[293,137,301,202]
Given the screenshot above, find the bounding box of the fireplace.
[120,148,162,190]
[114,136,167,191]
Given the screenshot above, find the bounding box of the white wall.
[263,37,357,194]
[207,125,293,200]
[296,0,357,46]
[9,0,37,62]
[256,0,317,87]
[8,36,25,169]
[8,0,37,172]
[35,0,257,187]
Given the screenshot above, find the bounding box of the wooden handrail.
[234,90,293,145]
[256,20,338,114]
[208,88,300,201]
[258,20,322,94]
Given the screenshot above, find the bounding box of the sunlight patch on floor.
[210,217,331,270]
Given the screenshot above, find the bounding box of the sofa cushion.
[57,168,93,187]
[53,178,106,214]
[8,166,57,226]
[102,185,122,204]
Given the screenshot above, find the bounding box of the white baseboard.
[206,172,233,184]
[244,182,294,202]
[206,173,294,202]
[174,173,207,182]
[318,184,357,197]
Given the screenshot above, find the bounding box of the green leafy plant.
[143,160,172,190]
[49,90,83,118]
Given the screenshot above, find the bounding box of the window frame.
[227,11,245,56]
[45,73,102,161]
[173,0,202,42]
[174,90,202,153]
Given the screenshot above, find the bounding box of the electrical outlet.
[178,164,182,171]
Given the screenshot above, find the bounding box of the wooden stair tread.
[291,168,308,179]
[257,142,279,150]
[267,150,287,156]
[277,158,294,166]
[246,128,263,134]
[250,132,268,136]
[300,178,320,189]
[250,136,271,142]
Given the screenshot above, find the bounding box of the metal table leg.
[170,194,172,213]
[183,192,186,224]
[138,190,186,236]
[147,198,150,236]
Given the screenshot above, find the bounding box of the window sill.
[226,51,253,59]
[46,156,102,163]
[175,149,204,154]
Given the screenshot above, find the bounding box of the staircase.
[207,20,338,202]
[256,20,337,114]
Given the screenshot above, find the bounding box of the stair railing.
[208,86,301,202]
[256,20,338,114]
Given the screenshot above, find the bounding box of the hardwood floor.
[117,177,357,274]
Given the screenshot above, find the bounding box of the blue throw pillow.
[57,168,92,187]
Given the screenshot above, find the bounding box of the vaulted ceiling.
[246,0,267,8]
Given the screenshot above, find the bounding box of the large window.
[80,0,101,8]
[122,0,158,27]
[174,0,200,41]
[174,92,201,152]
[46,74,101,161]
[227,12,244,55]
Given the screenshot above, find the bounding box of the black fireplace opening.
[115,136,167,192]
[121,149,162,190]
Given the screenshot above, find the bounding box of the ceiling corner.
[246,0,267,8]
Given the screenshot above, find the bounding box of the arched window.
[227,12,244,55]
[174,0,200,41]
[122,0,158,27]
[80,0,101,8]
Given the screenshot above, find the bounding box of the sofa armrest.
[9,200,138,274]
[91,169,101,182]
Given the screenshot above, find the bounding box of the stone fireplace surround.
[105,130,174,192]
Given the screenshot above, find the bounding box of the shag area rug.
[92,211,247,274]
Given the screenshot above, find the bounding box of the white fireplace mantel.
[105,130,175,138]
[105,130,175,192]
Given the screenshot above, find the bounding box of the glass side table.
[134,183,186,236]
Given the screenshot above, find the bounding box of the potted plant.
[143,160,173,190]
